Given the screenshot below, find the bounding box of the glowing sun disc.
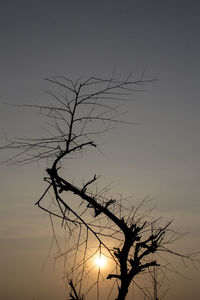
[94,255,107,268]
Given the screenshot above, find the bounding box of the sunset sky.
[0,1,200,300]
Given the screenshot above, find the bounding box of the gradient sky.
[0,1,200,300]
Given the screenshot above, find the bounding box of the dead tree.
[1,75,197,300]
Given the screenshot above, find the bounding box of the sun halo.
[94,254,107,268]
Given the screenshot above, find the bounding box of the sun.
[94,254,107,268]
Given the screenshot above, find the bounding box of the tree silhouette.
[1,74,198,300]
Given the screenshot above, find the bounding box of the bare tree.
[1,75,198,300]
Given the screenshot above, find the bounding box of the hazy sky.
[0,1,200,300]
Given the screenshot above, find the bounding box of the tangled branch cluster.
[1,75,197,300]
